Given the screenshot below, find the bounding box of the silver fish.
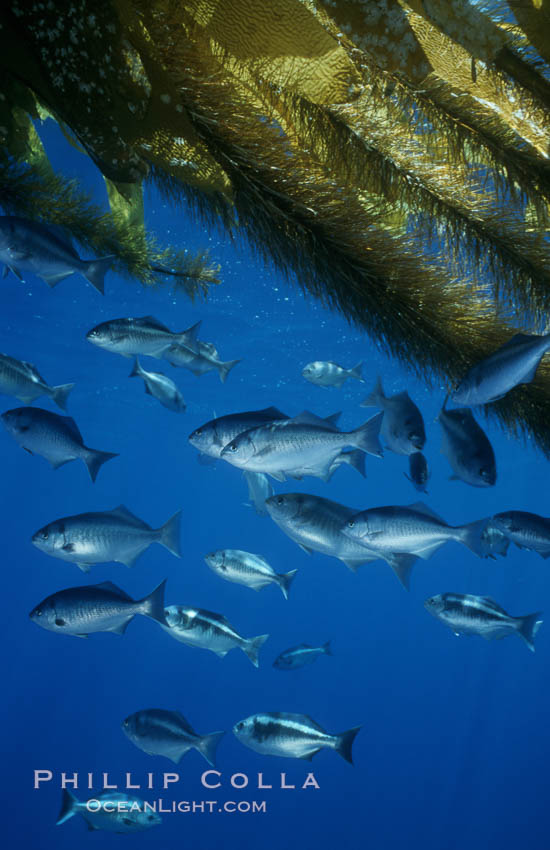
[479,519,510,559]
[361,376,425,455]
[233,712,361,763]
[404,451,429,493]
[1,406,118,482]
[0,215,113,294]
[164,338,241,384]
[204,549,297,599]
[29,579,167,637]
[86,316,200,358]
[242,470,274,514]
[188,406,287,459]
[161,605,269,667]
[492,511,550,558]
[0,353,73,410]
[264,493,416,588]
[452,332,550,406]
[425,593,543,652]
[31,505,182,571]
[273,641,332,670]
[129,358,186,412]
[302,360,364,388]
[220,411,383,481]
[343,502,488,560]
[438,400,496,487]
[122,708,225,765]
[56,790,162,832]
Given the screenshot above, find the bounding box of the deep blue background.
[1,121,548,849]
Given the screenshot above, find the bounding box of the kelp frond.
[0,151,217,296]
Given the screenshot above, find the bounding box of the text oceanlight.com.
[85,799,268,814]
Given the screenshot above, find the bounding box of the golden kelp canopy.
[0,1,550,449]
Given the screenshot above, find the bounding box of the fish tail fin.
[83,256,115,294]
[56,789,79,825]
[51,383,74,411]
[243,633,269,667]
[218,358,241,384]
[517,612,543,652]
[349,361,364,382]
[277,568,298,600]
[83,448,119,483]
[349,412,384,457]
[140,579,167,624]
[158,509,182,557]
[129,357,143,379]
[335,726,361,765]
[360,375,384,407]
[459,518,490,558]
[196,730,226,767]
[176,321,201,354]
[323,640,332,655]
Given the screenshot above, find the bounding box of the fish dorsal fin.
[295,643,311,649]
[108,505,149,528]
[498,332,539,350]
[94,581,133,600]
[137,316,171,332]
[477,595,502,612]
[61,415,83,443]
[408,502,444,522]
[298,543,313,555]
[259,406,287,420]
[22,361,45,382]
[323,411,342,429]
[288,410,329,428]
[302,715,326,733]
[174,712,195,735]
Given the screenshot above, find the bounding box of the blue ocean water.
[2,122,548,849]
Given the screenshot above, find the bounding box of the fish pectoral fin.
[269,471,287,482]
[407,501,444,522]
[23,447,33,455]
[74,634,89,639]
[62,543,75,552]
[42,270,75,287]
[298,544,313,555]
[76,562,91,573]
[8,264,24,281]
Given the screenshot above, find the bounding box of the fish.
[302,360,364,388]
[1,406,118,482]
[264,493,416,589]
[404,451,429,493]
[492,510,550,558]
[204,549,297,599]
[122,709,225,766]
[0,353,73,410]
[452,332,550,406]
[360,376,425,455]
[265,493,416,590]
[161,605,269,667]
[129,358,186,412]
[86,316,200,358]
[437,399,496,487]
[0,215,114,294]
[424,593,543,652]
[164,338,241,383]
[220,411,383,481]
[273,641,332,670]
[233,712,361,763]
[242,470,274,514]
[56,789,162,832]
[29,579,167,637]
[188,406,288,459]
[343,502,488,561]
[31,505,182,572]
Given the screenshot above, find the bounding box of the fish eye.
[55,618,66,627]
[348,520,355,528]
[229,443,238,452]
[276,496,284,506]
[123,719,129,727]
[34,608,42,617]
[42,530,49,540]
[195,429,202,437]
[147,814,155,821]
[164,609,170,617]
